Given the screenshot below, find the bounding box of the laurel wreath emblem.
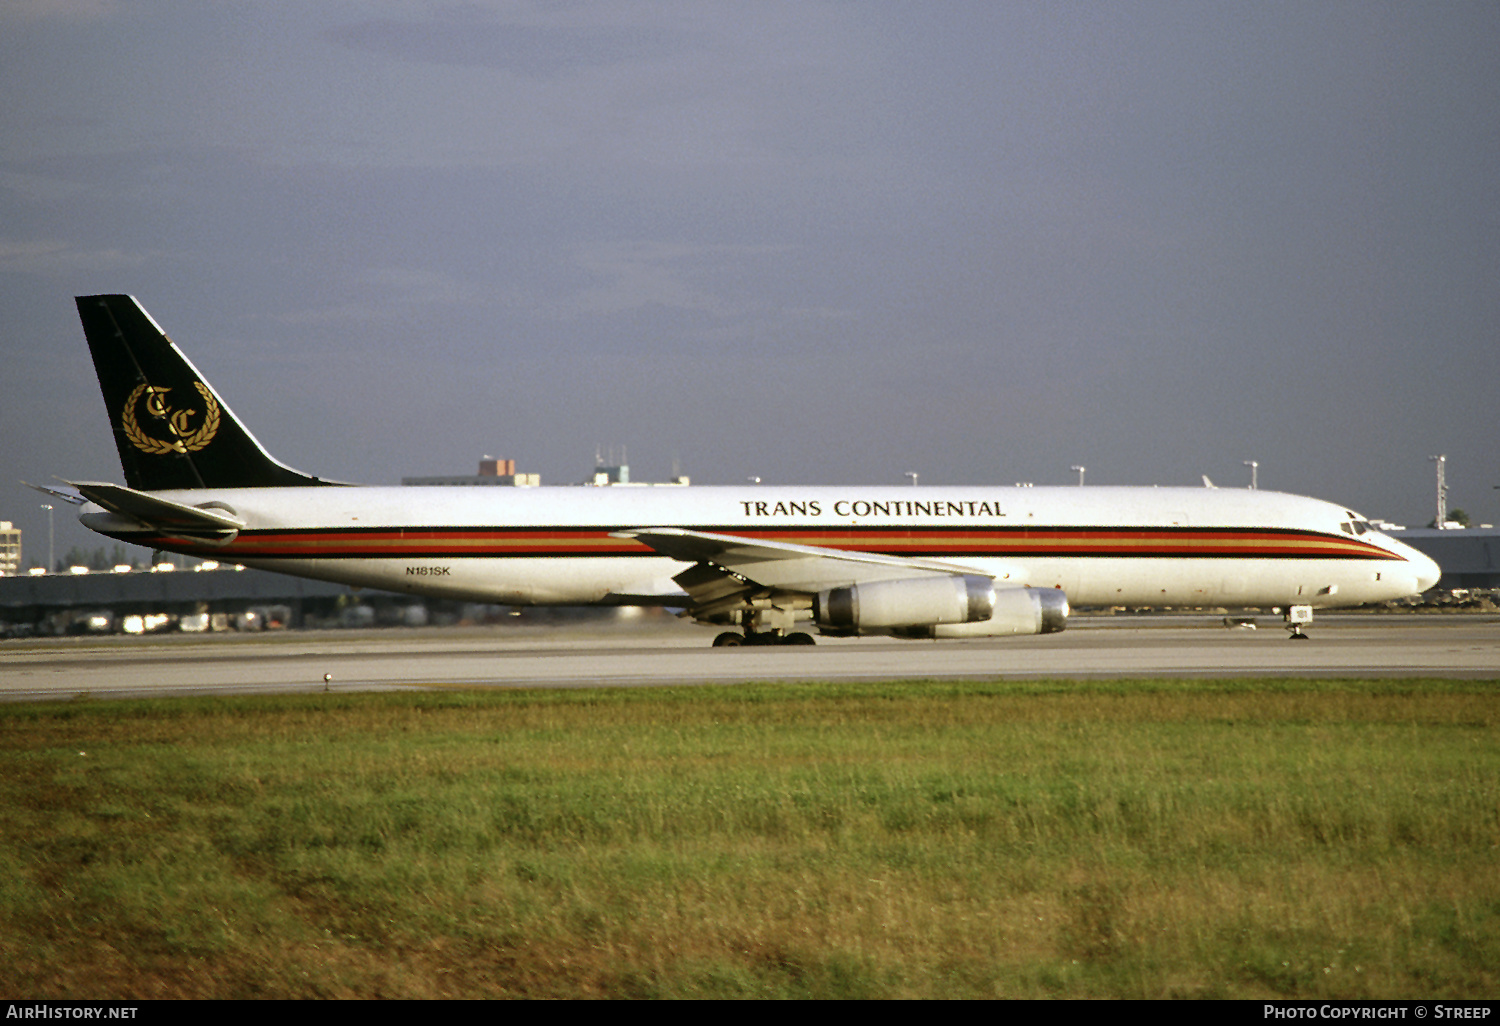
[122,382,221,455]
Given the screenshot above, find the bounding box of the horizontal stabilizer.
[22,480,86,506]
[71,481,244,538]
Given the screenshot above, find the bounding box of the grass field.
[1,678,1496,999]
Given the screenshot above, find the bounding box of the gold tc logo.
[122,382,220,455]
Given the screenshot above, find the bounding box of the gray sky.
[3,1,1497,564]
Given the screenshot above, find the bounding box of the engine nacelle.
[913,586,1068,638]
[814,575,996,630]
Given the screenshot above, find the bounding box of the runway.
[2,612,1497,703]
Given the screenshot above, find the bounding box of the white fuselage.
[80,485,1440,610]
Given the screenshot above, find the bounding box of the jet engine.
[814,575,1069,638]
[918,586,1069,638]
[814,575,996,631]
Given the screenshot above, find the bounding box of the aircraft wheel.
[783,632,816,646]
[712,632,743,647]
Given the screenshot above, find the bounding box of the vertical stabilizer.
[75,295,334,490]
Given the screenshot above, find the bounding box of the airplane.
[42,294,1440,645]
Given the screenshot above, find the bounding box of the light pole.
[904,471,919,487]
[39,504,53,573]
[1070,465,1085,486]
[1430,455,1447,527]
[1243,460,1258,490]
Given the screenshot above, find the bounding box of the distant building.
[588,461,630,485]
[583,461,689,487]
[582,445,689,487]
[403,457,539,487]
[402,454,690,488]
[0,521,18,576]
[1389,526,1500,590]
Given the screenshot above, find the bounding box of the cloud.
[0,237,155,274]
[270,267,479,326]
[565,240,753,317]
[0,0,116,24]
[326,12,683,76]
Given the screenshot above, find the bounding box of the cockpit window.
[1339,510,1382,537]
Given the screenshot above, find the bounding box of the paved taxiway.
[2,614,1496,703]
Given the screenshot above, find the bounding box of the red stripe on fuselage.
[138,524,1405,562]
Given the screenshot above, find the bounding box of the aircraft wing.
[613,527,989,619]
[69,481,244,539]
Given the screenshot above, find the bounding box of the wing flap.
[614,527,992,618]
[617,527,983,585]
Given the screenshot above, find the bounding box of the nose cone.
[1412,549,1441,593]
[1379,536,1440,597]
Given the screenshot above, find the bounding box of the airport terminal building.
[1388,527,1499,591]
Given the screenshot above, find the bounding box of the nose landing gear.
[1284,604,1314,640]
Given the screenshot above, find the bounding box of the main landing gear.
[713,631,816,647]
[711,608,816,646]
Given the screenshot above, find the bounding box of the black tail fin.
[76,295,334,490]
